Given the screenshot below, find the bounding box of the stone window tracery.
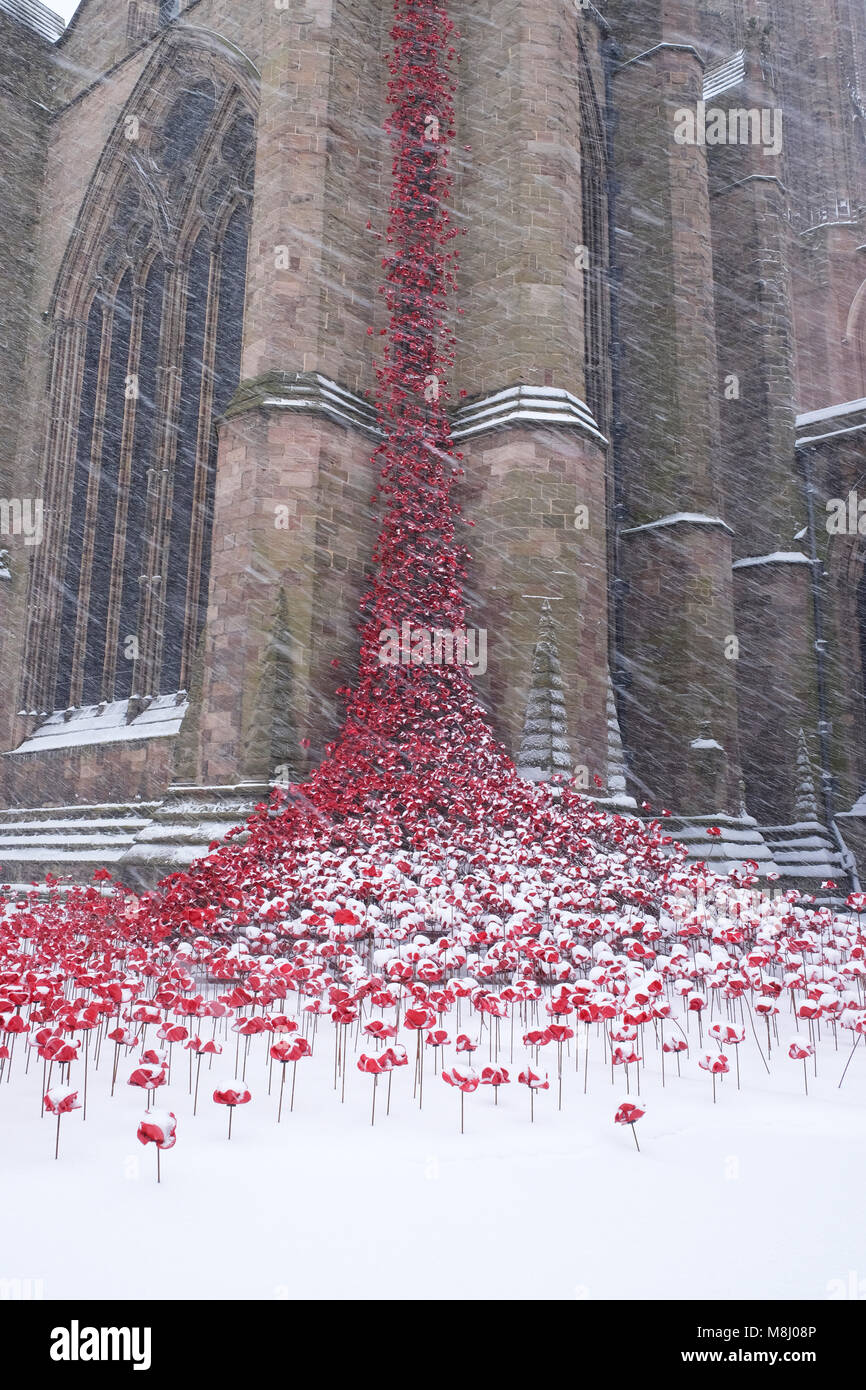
[23,37,256,719]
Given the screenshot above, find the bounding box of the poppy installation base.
[2,818,866,1300]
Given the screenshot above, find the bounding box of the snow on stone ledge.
[621,512,734,537]
[703,49,746,101]
[732,551,811,570]
[796,396,866,427]
[7,695,189,755]
[0,0,65,43]
[451,385,607,446]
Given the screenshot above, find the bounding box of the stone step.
[0,802,160,825]
[0,789,262,888]
[0,802,159,883]
[761,821,844,882]
[0,827,150,846]
[1,790,849,898]
[116,783,270,888]
[668,813,849,894]
[667,813,780,875]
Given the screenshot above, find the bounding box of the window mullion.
[69,295,114,707]
[180,243,221,693]
[103,279,147,701]
[136,259,186,700]
[23,317,85,713]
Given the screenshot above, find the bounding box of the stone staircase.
[116,783,270,889]
[669,812,850,897]
[0,793,853,899]
[0,802,161,889]
[667,812,780,878]
[760,820,846,888]
[0,784,271,891]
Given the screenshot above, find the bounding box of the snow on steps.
[669,814,847,892]
[0,795,850,895]
[0,802,160,885]
[666,813,780,876]
[0,786,270,890]
[760,821,844,883]
[112,783,271,889]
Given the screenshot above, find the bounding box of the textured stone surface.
[1,0,866,880]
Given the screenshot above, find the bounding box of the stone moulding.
[732,551,811,570]
[614,42,706,75]
[222,371,382,436]
[795,396,866,448]
[702,49,746,102]
[221,375,609,448]
[620,512,734,538]
[451,385,607,445]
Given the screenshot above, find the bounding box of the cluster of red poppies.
[3,849,866,1170]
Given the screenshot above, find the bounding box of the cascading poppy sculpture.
[0,0,863,1189]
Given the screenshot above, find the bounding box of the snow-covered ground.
[5,1019,865,1302]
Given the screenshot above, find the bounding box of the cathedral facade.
[2,0,866,890]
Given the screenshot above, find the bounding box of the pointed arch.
[24,27,258,716]
[49,27,258,322]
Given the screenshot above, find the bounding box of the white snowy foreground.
[4,1020,865,1302]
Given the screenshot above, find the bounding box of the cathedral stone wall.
[4,731,178,809]
[196,407,380,786]
[0,12,53,788]
[452,0,587,400]
[460,424,610,787]
[240,0,386,396]
[1,0,866,886]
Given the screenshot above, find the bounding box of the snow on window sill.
[7,694,189,755]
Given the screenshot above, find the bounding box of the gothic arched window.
[23,36,257,719]
[54,295,102,706]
